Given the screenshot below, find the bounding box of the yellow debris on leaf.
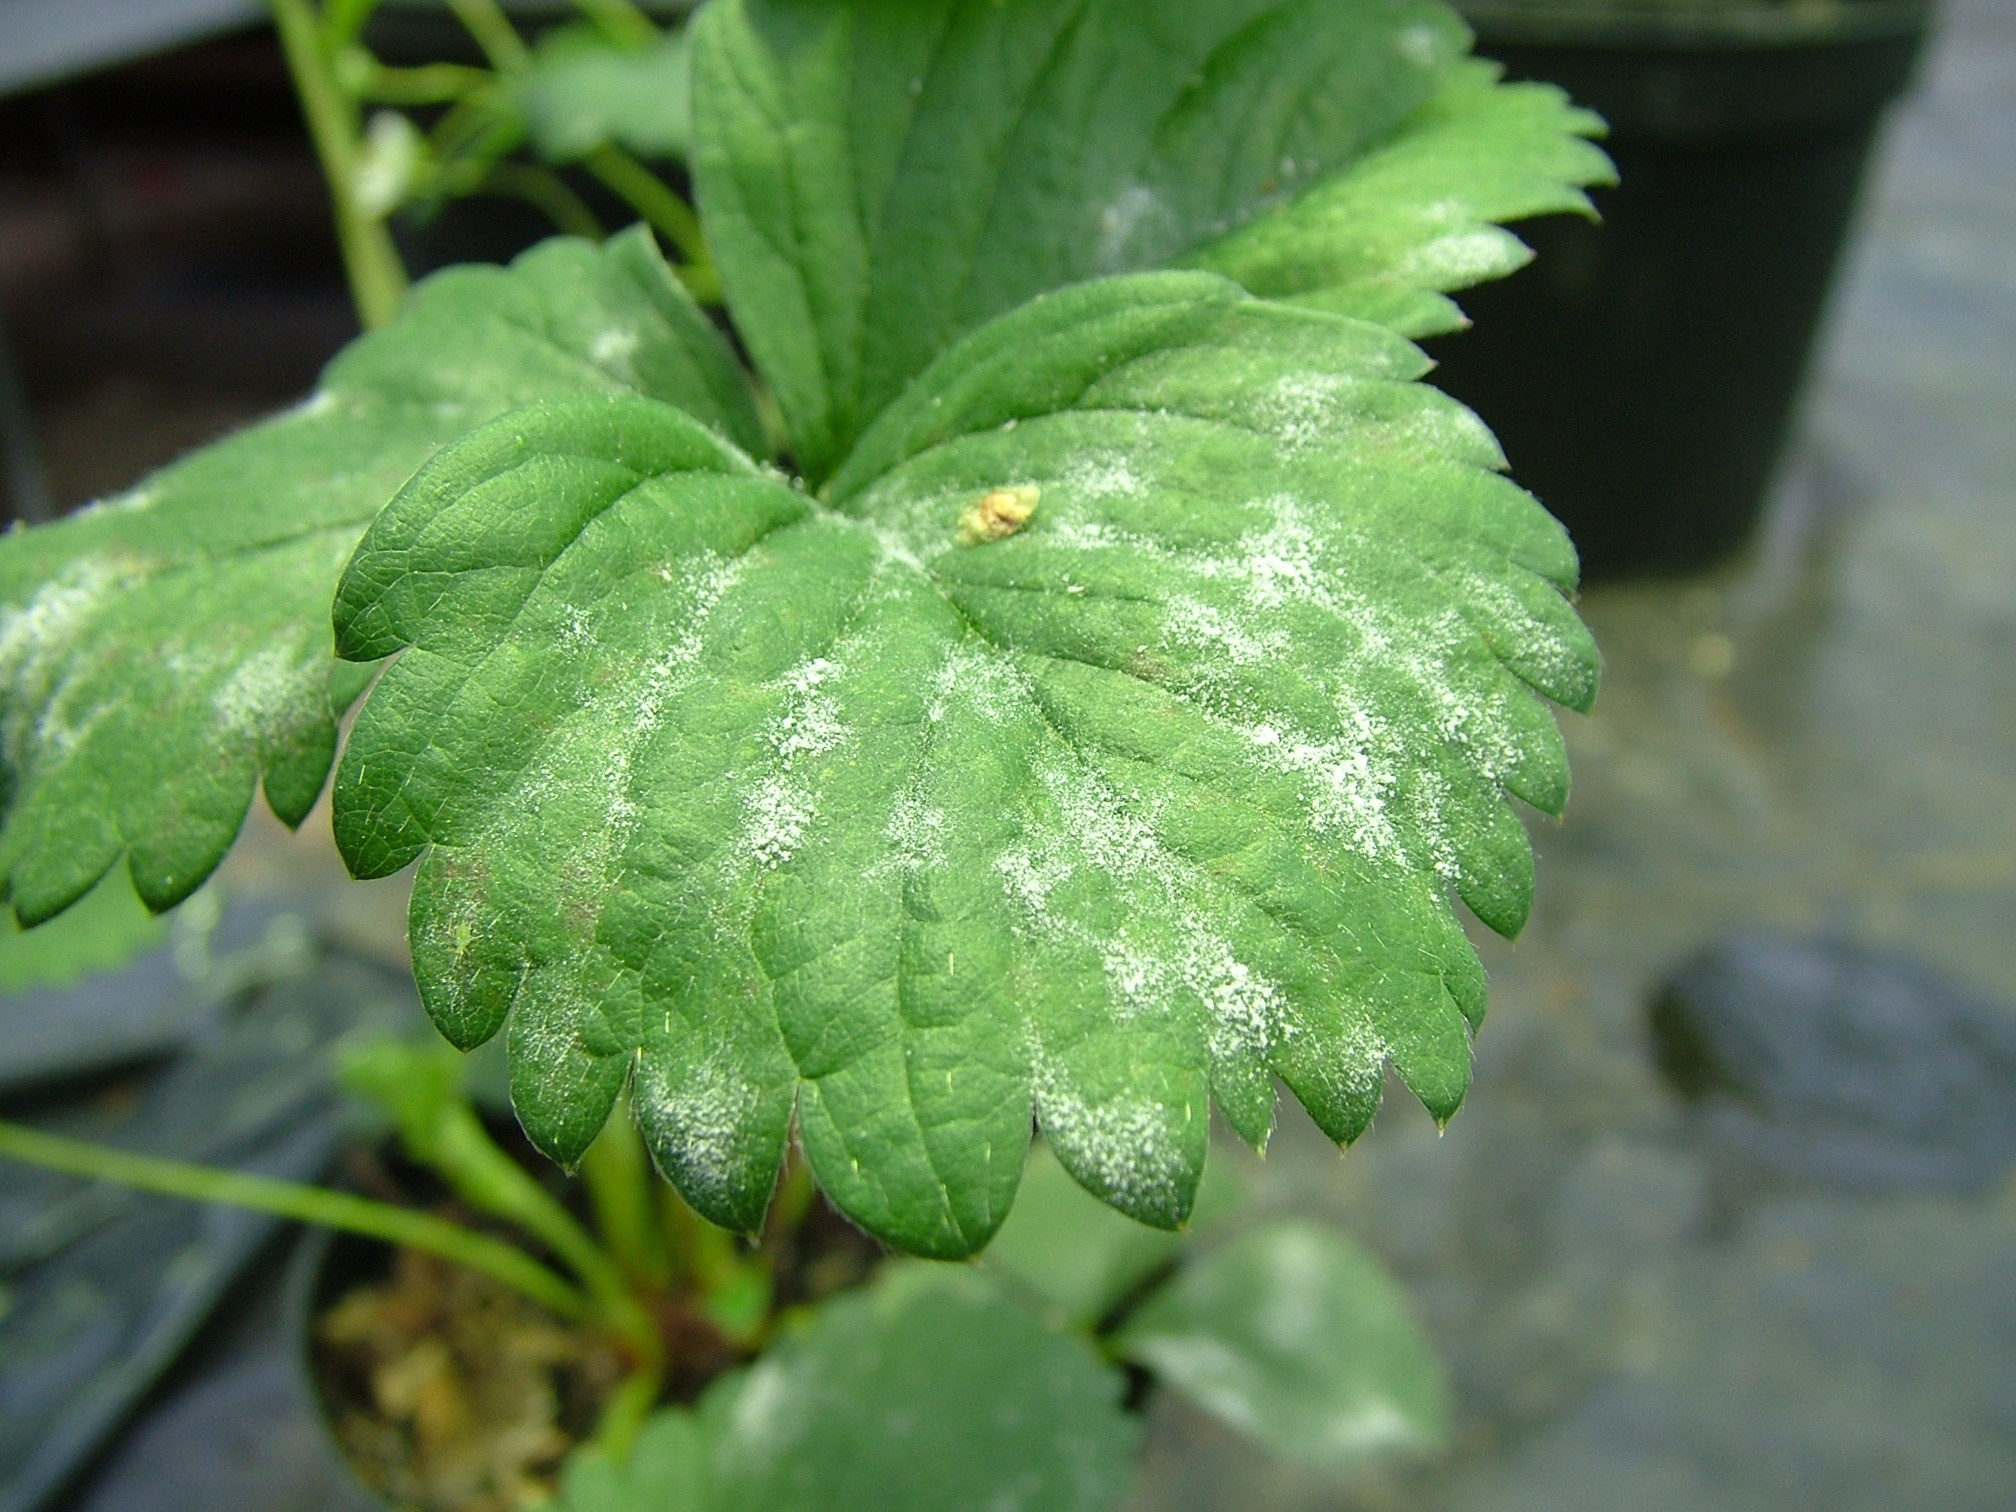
[957,484,1040,545]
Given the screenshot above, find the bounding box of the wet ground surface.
[1129,0,2016,1505]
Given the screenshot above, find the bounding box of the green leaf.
[545,1408,714,1512]
[332,269,1594,1254]
[1113,1220,1450,1466]
[983,1139,1244,1326]
[982,1140,1188,1326]
[0,868,164,994]
[0,229,763,924]
[521,26,693,163]
[689,0,1609,483]
[708,1265,1137,1511]
[1191,59,1614,337]
[544,1266,1136,1511]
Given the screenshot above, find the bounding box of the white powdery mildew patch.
[1397,226,1521,288]
[591,552,749,832]
[1410,767,1463,884]
[590,326,641,370]
[996,843,1056,913]
[924,642,1022,728]
[1247,703,1406,863]
[1060,452,1145,502]
[1398,608,1524,787]
[735,653,859,872]
[557,605,599,654]
[998,757,1284,1059]
[1038,756,1161,878]
[884,788,948,873]
[0,558,116,690]
[1095,183,1173,272]
[1165,596,1289,668]
[743,772,814,870]
[1207,493,1324,611]
[1041,517,1141,552]
[1448,559,1589,701]
[1261,372,1358,452]
[83,483,160,518]
[634,1053,758,1213]
[767,656,846,759]
[1183,934,1283,1061]
[0,557,125,760]
[1309,1003,1391,1104]
[290,389,341,421]
[475,550,746,891]
[1395,21,1449,67]
[1032,1052,1193,1218]
[867,521,925,574]
[211,643,314,740]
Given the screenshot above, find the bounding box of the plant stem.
[581,1094,672,1289]
[590,1359,666,1459]
[0,1118,589,1320]
[268,0,409,329]
[416,1105,664,1369]
[350,59,493,106]
[472,163,607,240]
[445,0,532,73]
[573,0,660,50]
[581,144,713,281]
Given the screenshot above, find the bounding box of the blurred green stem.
[582,145,718,300]
[445,0,532,73]
[347,57,492,106]
[268,0,409,328]
[0,1118,588,1320]
[573,0,659,50]
[582,1093,672,1290]
[447,161,606,239]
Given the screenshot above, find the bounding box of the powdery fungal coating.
[1032,1050,1195,1220]
[744,773,816,870]
[211,644,313,739]
[995,753,1287,1065]
[0,557,118,701]
[633,1054,759,1215]
[323,262,1599,1254]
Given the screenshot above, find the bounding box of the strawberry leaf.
[332,272,1594,1254]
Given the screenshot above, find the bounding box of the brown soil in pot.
[307,1154,882,1512]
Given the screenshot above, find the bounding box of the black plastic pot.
[1432,0,1933,579]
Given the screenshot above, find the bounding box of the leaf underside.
[0,230,761,922]
[334,272,1596,1257]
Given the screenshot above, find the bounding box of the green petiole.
[0,1117,588,1321]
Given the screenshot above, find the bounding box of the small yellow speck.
[957,484,1040,545]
